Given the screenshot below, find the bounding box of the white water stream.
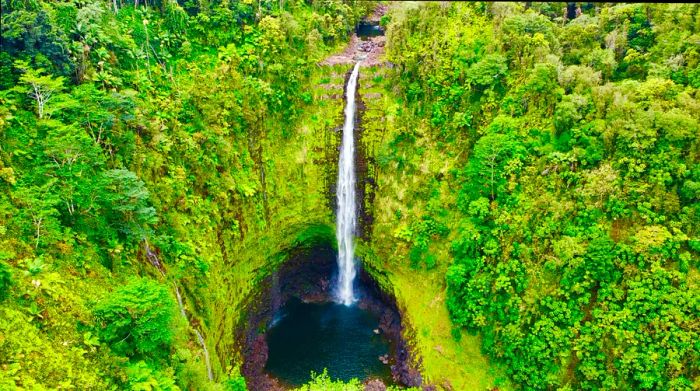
[174,284,213,381]
[146,239,213,381]
[336,62,361,306]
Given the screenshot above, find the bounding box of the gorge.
[1,2,699,391]
[237,58,421,389]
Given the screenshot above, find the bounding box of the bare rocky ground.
[321,34,386,67]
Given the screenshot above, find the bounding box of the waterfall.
[174,283,213,381]
[336,62,361,306]
[144,239,213,380]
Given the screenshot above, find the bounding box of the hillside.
[1,1,699,390]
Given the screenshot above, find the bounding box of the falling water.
[144,240,212,380]
[336,62,361,306]
[174,284,213,381]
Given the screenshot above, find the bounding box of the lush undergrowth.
[291,370,417,391]
[363,2,699,390]
[2,1,699,390]
[357,65,506,389]
[0,0,374,389]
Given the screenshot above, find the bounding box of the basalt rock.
[391,343,423,387]
[364,379,387,391]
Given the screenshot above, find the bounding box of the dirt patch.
[367,4,389,22]
[318,83,344,91]
[321,34,386,67]
[363,92,382,100]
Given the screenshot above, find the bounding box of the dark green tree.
[93,277,175,358]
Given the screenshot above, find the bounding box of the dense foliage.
[292,370,419,391]
[382,2,700,389]
[1,0,372,388]
[3,1,699,390]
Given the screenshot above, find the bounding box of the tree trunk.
[34,217,42,249]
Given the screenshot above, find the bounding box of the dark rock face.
[364,379,387,391]
[248,335,268,371]
[241,335,285,391]
[354,69,377,242]
[391,342,423,387]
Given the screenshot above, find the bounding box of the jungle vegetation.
[376,2,700,390]
[1,1,699,390]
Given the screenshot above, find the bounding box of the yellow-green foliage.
[2,1,698,390]
[357,63,507,390]
[0,0,374,389]
[368,2,700,390]
[293,369,420,391]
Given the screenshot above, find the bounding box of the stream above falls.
[356,21,384,40]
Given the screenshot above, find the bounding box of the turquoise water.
[265,298,392,386]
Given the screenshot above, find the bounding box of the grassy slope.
[355,5,506,388]
[358,62,508,390]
